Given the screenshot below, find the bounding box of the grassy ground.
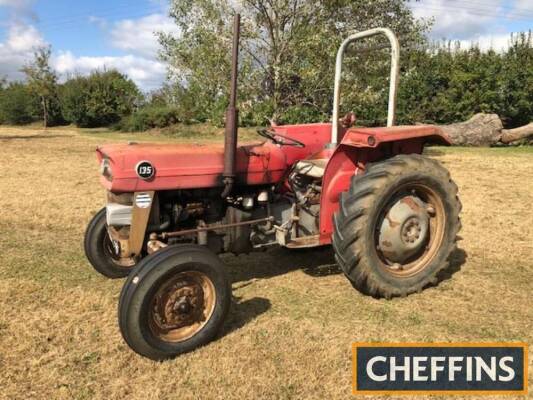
[94,127,259,143]
[0,125,531,399]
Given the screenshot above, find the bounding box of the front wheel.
[84,208,136,279]
[118,245,231,360]
[332,154,461,298]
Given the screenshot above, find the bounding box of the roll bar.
[331,28,400,144]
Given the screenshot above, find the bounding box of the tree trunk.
[437,113,503,146]
[500,123,533,144]
[436,113,533,146]
[41,96,48,129]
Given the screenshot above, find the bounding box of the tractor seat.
[294,158,328,179]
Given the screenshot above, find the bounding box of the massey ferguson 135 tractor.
[84,16,461,360]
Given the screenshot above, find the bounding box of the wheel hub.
[157,279,206,330]
[402,217,422,243]
[148,270,217,343]
[174,297,193,314]
[378,195,430,264]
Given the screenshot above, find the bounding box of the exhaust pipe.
[221,13,241,198]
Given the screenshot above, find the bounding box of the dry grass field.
[0,125,531,399]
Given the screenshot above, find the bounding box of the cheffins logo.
[352,343,528,395]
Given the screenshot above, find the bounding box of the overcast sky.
[0,0,531,91]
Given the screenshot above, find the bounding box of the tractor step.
[285,235,320,249]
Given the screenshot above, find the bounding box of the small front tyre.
[118,245,231,360]
[84,207,136,279]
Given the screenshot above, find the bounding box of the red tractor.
[84,16,461,360]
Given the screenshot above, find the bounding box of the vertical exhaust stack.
[221,13,241,198]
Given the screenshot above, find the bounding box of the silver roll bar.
[331,28,400,144]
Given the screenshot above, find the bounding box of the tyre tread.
[332,154,461,298]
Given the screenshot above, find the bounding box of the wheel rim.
[103,234,136,268]
[148,271,216,343]
[374,183,446,278]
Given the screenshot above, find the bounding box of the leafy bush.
[60,70,140,127]
[279,105,327,125]
[396,33,532,127]
[498,33,533,127]
[240,99,276,126]
[117,106,181,132]
[0,82,39,125]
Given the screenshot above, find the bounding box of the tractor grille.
[106,203,133,226]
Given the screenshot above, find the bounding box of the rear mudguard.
[318,125,450,244]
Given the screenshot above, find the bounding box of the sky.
[0,0,531,91]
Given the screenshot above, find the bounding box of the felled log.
[438,113,502,146]
[436,113,533,146]
[501,123,533,144]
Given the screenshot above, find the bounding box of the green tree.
[21,46,63,127]
[159,2,531,128]
[397,32,532,128]
[159,0,429,125]
[498,32,533,127]
[0,82,39,125]
[60,70,141,127]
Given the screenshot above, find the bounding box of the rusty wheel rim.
[103,234,135,268]
[374,183,445,278]
[148,271,216,343]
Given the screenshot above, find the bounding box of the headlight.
[100,158,113,181]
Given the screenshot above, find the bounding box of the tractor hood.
[96,141,287,192]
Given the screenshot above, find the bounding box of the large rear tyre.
[118,245,231,360]
[332,154,461,298]
[84,207,136,279]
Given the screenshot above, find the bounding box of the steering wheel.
[256,129,306,148]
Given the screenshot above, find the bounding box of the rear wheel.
[332,154,461,298]
[84,208,136,278]
[118,245,231,360]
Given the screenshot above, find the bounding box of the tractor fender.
[318,125,450,244]
[340,124,450,148]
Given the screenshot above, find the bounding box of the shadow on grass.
[220,247,467,336]
[222,295,272,336]
[221,248,338,337]
[227,246,339,284]
[226,244,466,290]
[437,246,468,283]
